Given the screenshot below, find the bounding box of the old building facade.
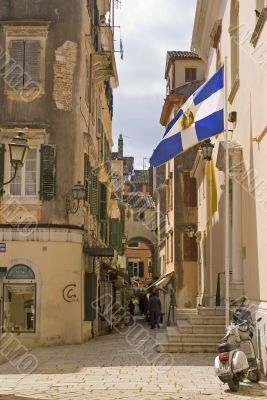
[0,0,121,348]
[191,0,267,371]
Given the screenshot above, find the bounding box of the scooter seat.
[218,342,236,353]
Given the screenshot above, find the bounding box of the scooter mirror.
[257,317,262,323]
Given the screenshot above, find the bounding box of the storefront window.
[3,265,36,333]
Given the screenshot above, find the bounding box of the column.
[230,148,244,296]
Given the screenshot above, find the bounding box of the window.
[4,24,48,101]
[127,260,144,278]
[183,172,197,207]
[3,265,36,333]
[10,148,38,197]
[183,234,198,262]
[127,242,139,248]
[185,68,197,82]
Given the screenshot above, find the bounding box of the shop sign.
[0,243,6,253]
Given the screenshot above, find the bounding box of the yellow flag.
[206,159,217,226]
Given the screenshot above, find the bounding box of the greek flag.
[150,67,224,167]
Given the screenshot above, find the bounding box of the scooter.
[215,306,262,392]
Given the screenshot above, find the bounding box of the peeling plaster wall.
[53,41,78,111]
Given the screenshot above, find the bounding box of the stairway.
[156,307,226,353]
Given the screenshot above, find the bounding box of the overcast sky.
[112,0,197,169]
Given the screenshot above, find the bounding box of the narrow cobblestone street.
[0,319,266,400]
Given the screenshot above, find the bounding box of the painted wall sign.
[0,243,6,253]
[63,284,78,303]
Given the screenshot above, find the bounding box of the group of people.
[128,291,162,330]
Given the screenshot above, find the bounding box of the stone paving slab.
[0,320,266,399]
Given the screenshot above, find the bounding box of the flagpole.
[209,159,213,307]
[224,56,230,326]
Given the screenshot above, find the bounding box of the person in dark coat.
[148,292,161,329]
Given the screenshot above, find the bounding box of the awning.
[146,272,174,291]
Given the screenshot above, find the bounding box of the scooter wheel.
[227,378,240,392]
[248,368,261,383]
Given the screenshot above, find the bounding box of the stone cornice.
[160,94,183,127]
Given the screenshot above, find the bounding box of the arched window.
[6,264,35,280]
[3,264,36,333]
[230,0,239,87]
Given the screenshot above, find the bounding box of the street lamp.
[66,181,86,214]
[201,139,214,161]
[201,138,215,307]
[2,132,29,187]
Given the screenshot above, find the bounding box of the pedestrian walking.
[128,299,135,316]
[148,292,161,329]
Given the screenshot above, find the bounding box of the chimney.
[118,134,123,159]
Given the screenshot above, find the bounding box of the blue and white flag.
[150,67,224,167]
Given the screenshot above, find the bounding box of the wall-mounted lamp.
[121,233,127,246]
[184,225,196,238]
[66,181,86,214]
[2,132,29,187]
[201,139,214,161]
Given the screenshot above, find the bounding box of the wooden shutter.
[40,145,56,201]
[91,170,99,215]
[139,261,144,278]
[84,272,97,321]
[24,40,41,85]
[99,182,107,221]
[8,40,24,90]
[0,144,5,198]
[84,153,91,204]
[110,218,122,255]
[127,261,134,278]
[183,234,198,262]
[183,173,197,207]
[185,68,197,82]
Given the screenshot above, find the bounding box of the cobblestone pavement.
[0,319,267,400]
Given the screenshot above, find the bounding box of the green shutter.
[91,170,99,215]
[0,144,5,198]
[40,144,56,201]
[110,218,122,255]
[24,40,41,86]
[8,40,24,90]
[139,262,144,278]
[84,272,97,321]
[127,262,133,278]
[99,182,107,221]
[84,153,91,204]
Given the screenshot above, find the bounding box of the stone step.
[156,340,218,353]
[178,320,226,335]
[189,315,225,325]
[197,307,226,317]
[176,309,198,320]
[166,327,222,344]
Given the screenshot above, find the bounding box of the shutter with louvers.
[127,262,134,278]
[7,40,24,90]
[84,153,91,204]
[91,170,99,215]
[0,144,5,198]
[99,182,107,221]
[110,218,122,255]
[139,262,144,278]
[84,272,97,321]
[24,40,41,87]
[40,145,56,201]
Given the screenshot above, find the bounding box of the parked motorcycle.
[215,303,262,392]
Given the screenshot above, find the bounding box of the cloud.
[113,0,197,168]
